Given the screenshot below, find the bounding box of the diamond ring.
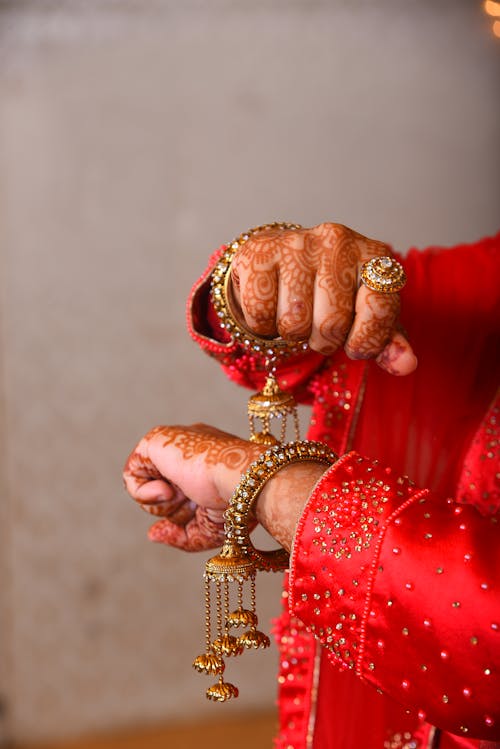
[360,256,407,294]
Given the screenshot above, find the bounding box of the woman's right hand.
[229,222,417,376]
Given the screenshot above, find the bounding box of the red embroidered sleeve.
[289,452,500,741]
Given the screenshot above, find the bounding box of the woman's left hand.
[123,424,262,551]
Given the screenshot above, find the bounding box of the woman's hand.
[123,424,263,551]
[230,222,417,375]
[123,423,326,552]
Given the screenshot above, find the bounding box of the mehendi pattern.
[146,424,253,471]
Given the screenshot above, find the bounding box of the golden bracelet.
[211,222,309,448]
[210,222,306,359]
[193,440,338,702]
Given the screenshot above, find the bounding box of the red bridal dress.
[187,234,500,749]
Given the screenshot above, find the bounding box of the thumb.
[376,330,417,376]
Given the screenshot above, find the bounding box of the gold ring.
[360,256,407,294]
[210,222,307,358]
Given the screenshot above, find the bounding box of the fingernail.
[138,495,169,506]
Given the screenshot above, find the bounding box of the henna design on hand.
[124,451,197,521]
[311,224,360,352]
[375,330,418,376]
[232,230,301,337]
[149,507,225,552]
[125,452,163,483]
[346,288,400,359]
[376,338,407,375]
[124,424,263,552]
[147,424,251,471]
[227,221,409,362]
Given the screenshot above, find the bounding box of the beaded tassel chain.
[192,225,337,701]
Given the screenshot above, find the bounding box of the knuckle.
[314,221,343,235]
[344,341,372,360]
[308,333,342,356]
[363,239,392,260]
[327,222,353,244]
[251,319,278,337]
[277,320,310,341]
[144,425,165,441]
[277,303,312,340]
[318,316,350,346]
[345,334,387,360]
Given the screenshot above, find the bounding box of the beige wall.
[0,1,498,743]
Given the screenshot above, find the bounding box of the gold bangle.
[214,440,338,576]
[210,222,307,358]
[194,440,337,702]
[211,222,309,447]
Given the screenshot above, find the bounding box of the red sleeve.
[289,449,500,740]
[186,245,326,402]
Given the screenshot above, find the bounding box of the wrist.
[214,443,264,503]
[255,461,327,552]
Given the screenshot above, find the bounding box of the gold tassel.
[248,369,300,445]
[193,440,337,700]
[193,225,337,701]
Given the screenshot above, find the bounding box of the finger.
[273,232,316,340]
[123,446,194,521]
[276,268,314,341]
[123,448,172,494]
[376,329,418,376]
[136,484,197,523]
[344,285,399,360]
[231,228,306,339]
[148,507,225,552]
[236,263,279,337]
[308,247,357,355]
[132,479,175,504]
[123,449,172,498]
[126,472,193,520]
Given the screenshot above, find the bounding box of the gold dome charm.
[238,629,271,650]
[226,607,258,629]
[192,652,225,675]
[248,373,300,445]
[213,634,244,657]
[206,678,239,702]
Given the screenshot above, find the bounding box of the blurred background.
[0,1,498,747]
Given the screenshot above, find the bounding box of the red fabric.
[290,452,500,744]
[188,233,500,748]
